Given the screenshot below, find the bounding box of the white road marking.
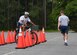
[3,51,16,55]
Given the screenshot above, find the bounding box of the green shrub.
[65,0,77,32]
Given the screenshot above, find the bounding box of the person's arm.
[30,21,36,26]
[58,17,61,31]
[68,17,70,24]
[27,17,36,26]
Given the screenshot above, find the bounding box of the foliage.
[65,0,77,32]
[0,0,22,30]
[0,0,77,31]
[49,0,77,31]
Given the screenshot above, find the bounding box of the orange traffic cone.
[41,27,47,42]
[0,34,2,45]
[25,31,30,47]
[28,32,33,46]
[16,27,25,49]
[12,30,16,43]
[39,31,43,43]
[1,31,5,45]
[37,31,42,43]
[10,31,16,43]
[6,31,11,44]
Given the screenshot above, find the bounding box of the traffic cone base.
[0,42,6,45]
[15,47,25,49]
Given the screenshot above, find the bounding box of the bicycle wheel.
[31,31,38,45]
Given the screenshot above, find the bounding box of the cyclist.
[16,11,36,34]
[15,12,39,45]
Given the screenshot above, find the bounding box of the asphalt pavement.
[0,31,77,55]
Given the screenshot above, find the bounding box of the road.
[0,31,77,55]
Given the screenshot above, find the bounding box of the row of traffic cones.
[6,31,16,44]
[0,27,47,48]
[16,27,47,49]
[0,30,16,46]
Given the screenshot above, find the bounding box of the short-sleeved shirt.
[58,15,69,26]
[18,15,31,24]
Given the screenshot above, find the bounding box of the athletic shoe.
[64,43,68,46]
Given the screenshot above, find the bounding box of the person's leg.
[61,33,65,41]
[64,32,68,46]
[16,22,23,36]
[60,26,65,42]
[65,26,69,43]
[60,26,68,46]
[64,33,68,43]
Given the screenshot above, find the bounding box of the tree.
[0,0,76,31]
[65,0,77,31]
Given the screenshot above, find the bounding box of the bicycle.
[15,25,39,45]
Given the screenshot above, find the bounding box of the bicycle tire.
[31,31,38,45]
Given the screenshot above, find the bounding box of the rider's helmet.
[24,12,29,15]
[24,12,29,18]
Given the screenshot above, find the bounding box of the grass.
[45,29,58,32]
